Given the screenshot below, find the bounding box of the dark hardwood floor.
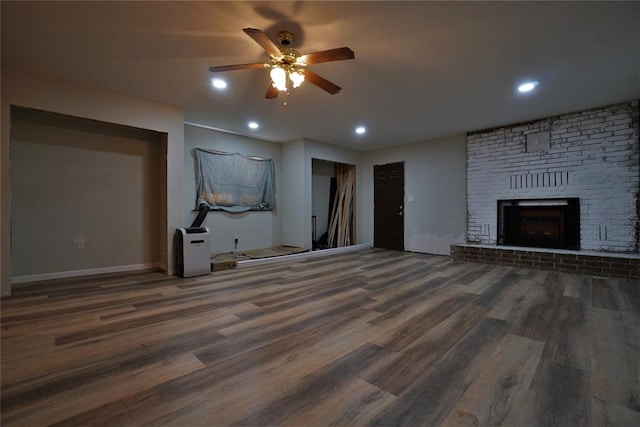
[1,249,638,426]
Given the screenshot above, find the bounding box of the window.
[194,148,275,212]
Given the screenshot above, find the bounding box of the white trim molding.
[11,263,162,284]
[237,243,371,268]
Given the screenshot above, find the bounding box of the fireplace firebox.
[497,198,580,250]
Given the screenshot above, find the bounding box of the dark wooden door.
[374,162,404,250]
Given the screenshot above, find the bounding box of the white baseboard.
[11,263,162,284]
[237,242,371,268]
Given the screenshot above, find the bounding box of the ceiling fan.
[209,28,355,99]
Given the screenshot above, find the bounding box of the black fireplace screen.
[497,198,580,250]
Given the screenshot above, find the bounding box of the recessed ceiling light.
[212,78,227,89]
[518,81,539,93]
[355,126,366,135]
[248,121,259,129]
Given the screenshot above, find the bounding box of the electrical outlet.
[76,241,85,250]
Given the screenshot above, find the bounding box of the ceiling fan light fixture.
[290,70,305,88]
[270,67,288,91]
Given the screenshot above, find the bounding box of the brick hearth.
[451,244,640,279]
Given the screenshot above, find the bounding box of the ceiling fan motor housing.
[278,48,302,65]
[277,31,294,46]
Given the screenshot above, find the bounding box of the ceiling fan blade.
[265,84,279,99]
[303,69,342,95]
[300,47,354,65]
[209,63,266,73]
[243,28,282,58]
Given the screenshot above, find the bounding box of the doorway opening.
[312,159,356,250]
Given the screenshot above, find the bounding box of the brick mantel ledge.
[450,244,640,279]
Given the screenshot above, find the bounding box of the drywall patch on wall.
[407,230,465,256]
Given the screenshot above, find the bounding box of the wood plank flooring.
[1,249,638,426]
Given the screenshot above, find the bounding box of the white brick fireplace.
[466,100,639,253]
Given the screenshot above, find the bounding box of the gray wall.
[184,124,282,254]
[361,134,467,255]
[0,67,468,293]
[281,140,306,248]
[11,108,162,279]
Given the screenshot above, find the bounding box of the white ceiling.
[2,1,639,151]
